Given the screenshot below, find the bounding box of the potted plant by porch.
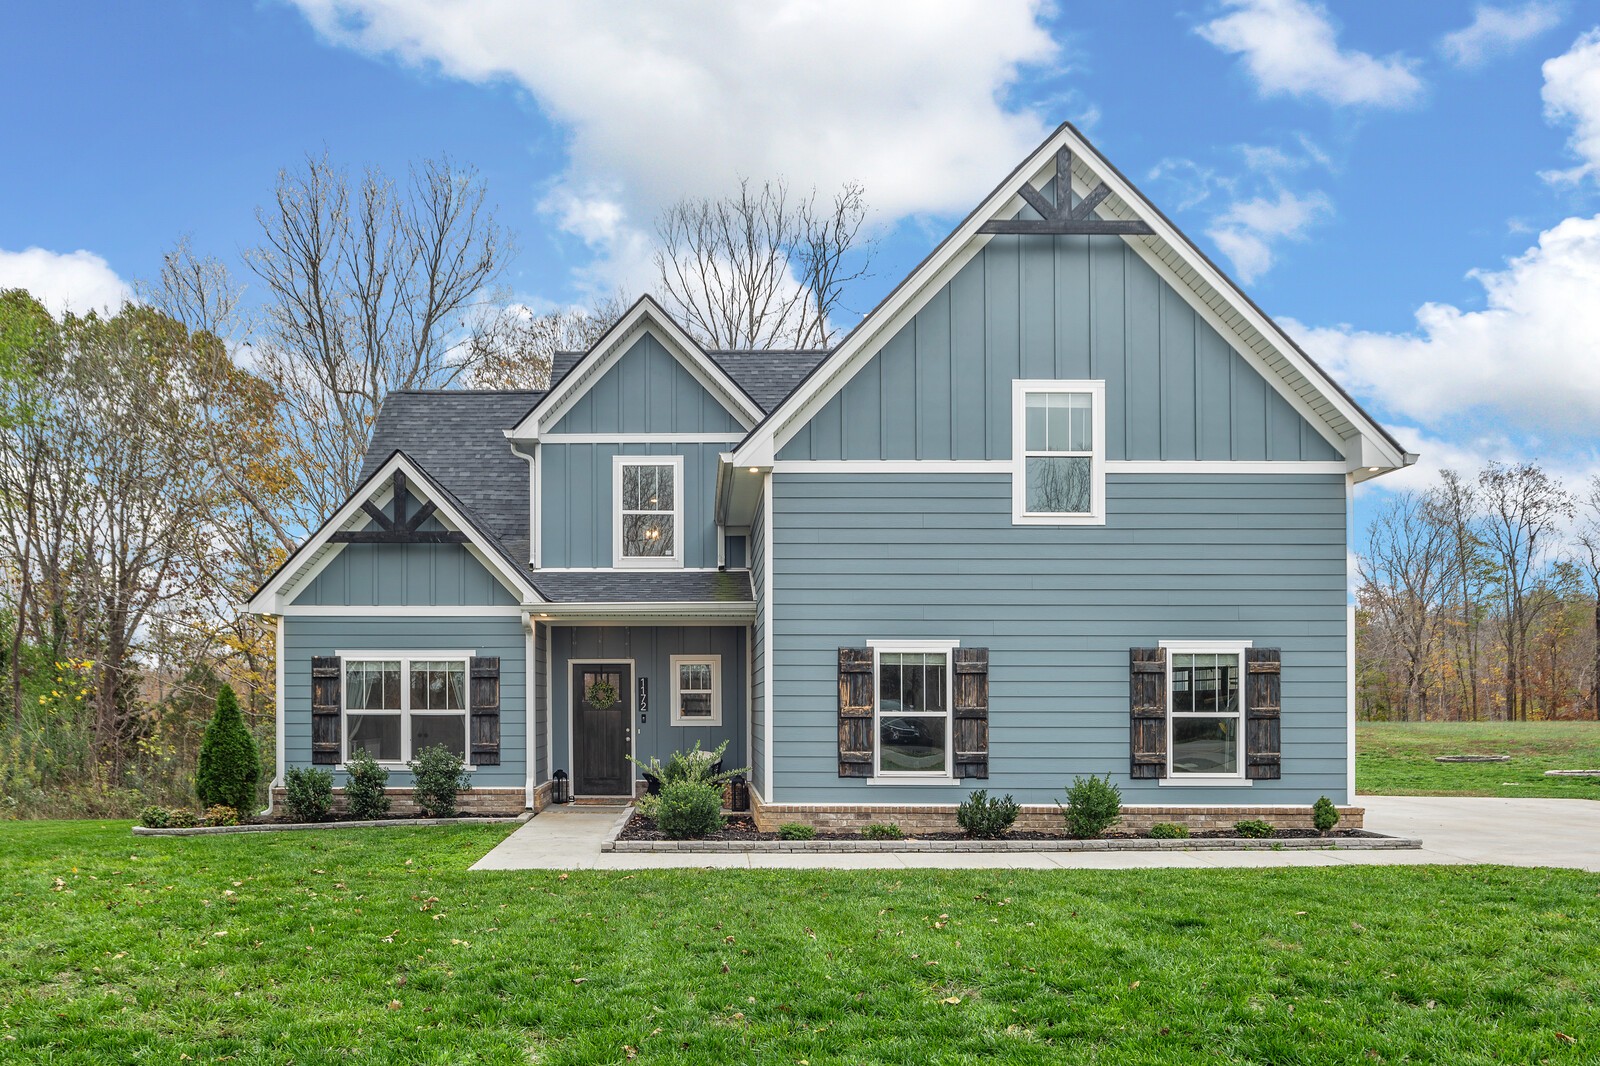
[630,740,736,795]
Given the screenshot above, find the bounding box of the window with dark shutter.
[470,656,501,766]
[311,656,342,765]
[1245,647,1281,780]
[1129,647,1167,778]
[953,648,990,779]
[837,647,873,777]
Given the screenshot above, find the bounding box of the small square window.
[670,655,721,726]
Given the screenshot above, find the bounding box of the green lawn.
[1358,721,1600,799]
[3,822,1599,1064]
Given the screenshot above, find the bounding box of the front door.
[573,663,631,795]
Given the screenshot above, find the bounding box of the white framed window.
[669,654,721,726]
[871,641,956,778]
[341,652,472,767]
[1162,640,1250,780]
[613,454,685,568]
[1012,379,1106,525]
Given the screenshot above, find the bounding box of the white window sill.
[866,776,964,786]
[337,763,477,773]
[1011,513,1106,526]
[669,719,723,728]
[1158,776,1250,787]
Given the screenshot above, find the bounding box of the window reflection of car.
[881,715,921,742]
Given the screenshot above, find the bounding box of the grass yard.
[3,823,1599,1064]
[1358,721,1600,799]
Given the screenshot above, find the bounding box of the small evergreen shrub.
[1234,819,1275,838]
[196,685,260,815]
[167,808,199,828]
[1148,822,1189,839]
[138,806,170,829]
[344,748,391,819]
[1312,795,1340,833]
[1061,774,1122,838]
[202,804,240,827]
[408,745,469,818]
[656,780,724,839]
[283,766,333,823]
[777,822,816,840]
[956,789,1021,839]
[862,822,904,840]
[629,739,746,790]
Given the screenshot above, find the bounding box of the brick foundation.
[271,786,529,818]
[747,788,1362,833]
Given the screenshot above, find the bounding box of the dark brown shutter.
[311,656,342,765]
[953,648,990,779]
[1129,647,1167,778]
[1245,647,1281,780]
[470,656,501,766]
[838,647,874,777]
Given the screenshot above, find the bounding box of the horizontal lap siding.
[282,616,528,789]
[770,472,1349,805]
[749,485,767,795]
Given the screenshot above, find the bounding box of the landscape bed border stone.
[133,812,533,837]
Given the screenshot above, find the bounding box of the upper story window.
[1012,379,1106,526]
[613,455,684,568]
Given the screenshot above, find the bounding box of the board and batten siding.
[768,471,1349,805]
[292,540,519,607]
[281,616,528,789]
[550,333,744,435]
[778,234,1340,463]
[748,483,767,797]
[548,625,747,788]
[538,442,726,568]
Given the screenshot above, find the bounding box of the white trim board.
[279,605,525,617]
[541,432,745,444]
[767,459,1348,475]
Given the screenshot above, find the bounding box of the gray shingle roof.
[360,390,543,568]
[530,570,753,603]
[550,348,827,412]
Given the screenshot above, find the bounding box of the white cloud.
[1285,213,1600,432]
[288,1,1060,289]
[1207,189,1332,282]
[0,247,130,317]
[1196,0,1424,108]
[1541,28,1600,184]
[1440,2,1563,68]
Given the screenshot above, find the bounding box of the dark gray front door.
[573,663,631,795]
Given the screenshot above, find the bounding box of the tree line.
[0,153,871,816]
[1356,463,1600,723]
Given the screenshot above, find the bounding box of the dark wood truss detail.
[330,471,469,545]
[979,147,1154,236]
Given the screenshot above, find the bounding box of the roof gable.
[549,331,746,435]
[734,123,1410,480]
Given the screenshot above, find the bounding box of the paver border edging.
[602,826,1423,853]
[133,812,533,837]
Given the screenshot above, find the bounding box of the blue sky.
[4,1,1600,512]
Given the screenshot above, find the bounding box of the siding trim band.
[768,460,1347,475]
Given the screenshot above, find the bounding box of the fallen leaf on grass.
[1556,1032,1576,1044]
[387,1000,402,1010]
[572,978,587,985]
[942,996,962,1005]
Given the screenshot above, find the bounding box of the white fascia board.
[734,123,1405,474]
[508,298,762,441]
[245,451,542,615]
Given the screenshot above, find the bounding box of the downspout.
[261,613,286,818]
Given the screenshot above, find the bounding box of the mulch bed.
[618,812,1364,843]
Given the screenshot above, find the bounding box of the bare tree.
[245,153,513,530]
[1571,475,1600,719]
[1479,462,1575,720]
[653,178,871,350]
[464,296,627,390]
[138,235,253,341]
[1432,470,1492,720]
[1357,490,1458,721]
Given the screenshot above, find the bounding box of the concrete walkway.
[469,796,1600,872]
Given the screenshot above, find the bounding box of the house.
[245,123,1412,831]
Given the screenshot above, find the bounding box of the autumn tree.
[464,297,627,390]
[1357,490,1458,721]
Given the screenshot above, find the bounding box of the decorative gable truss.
[244,450,541,615]
[732,123,1413,481]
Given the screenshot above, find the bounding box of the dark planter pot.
[643,760,723,795]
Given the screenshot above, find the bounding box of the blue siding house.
[246,124,1412,829]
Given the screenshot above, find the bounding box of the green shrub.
[862,822,903,840]
[344,749,391,819]
[1234,819,1274,838]
[1061,774,1122,838]
[202,804,240,827]
[138,805,170,829]
[196,685,259,815]
[283,766,333,822]
[630,740,746,790]
[956,789,1021,839]
[408,745,469,818]
[1148,821,1189,839]
[1313,795,1340,833]
[167,808,199,828]
[777,822,816,841]
[656,780,725,839]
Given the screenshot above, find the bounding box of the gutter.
[525,601,757,624]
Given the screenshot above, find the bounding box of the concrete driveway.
[471,796,1600,872]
